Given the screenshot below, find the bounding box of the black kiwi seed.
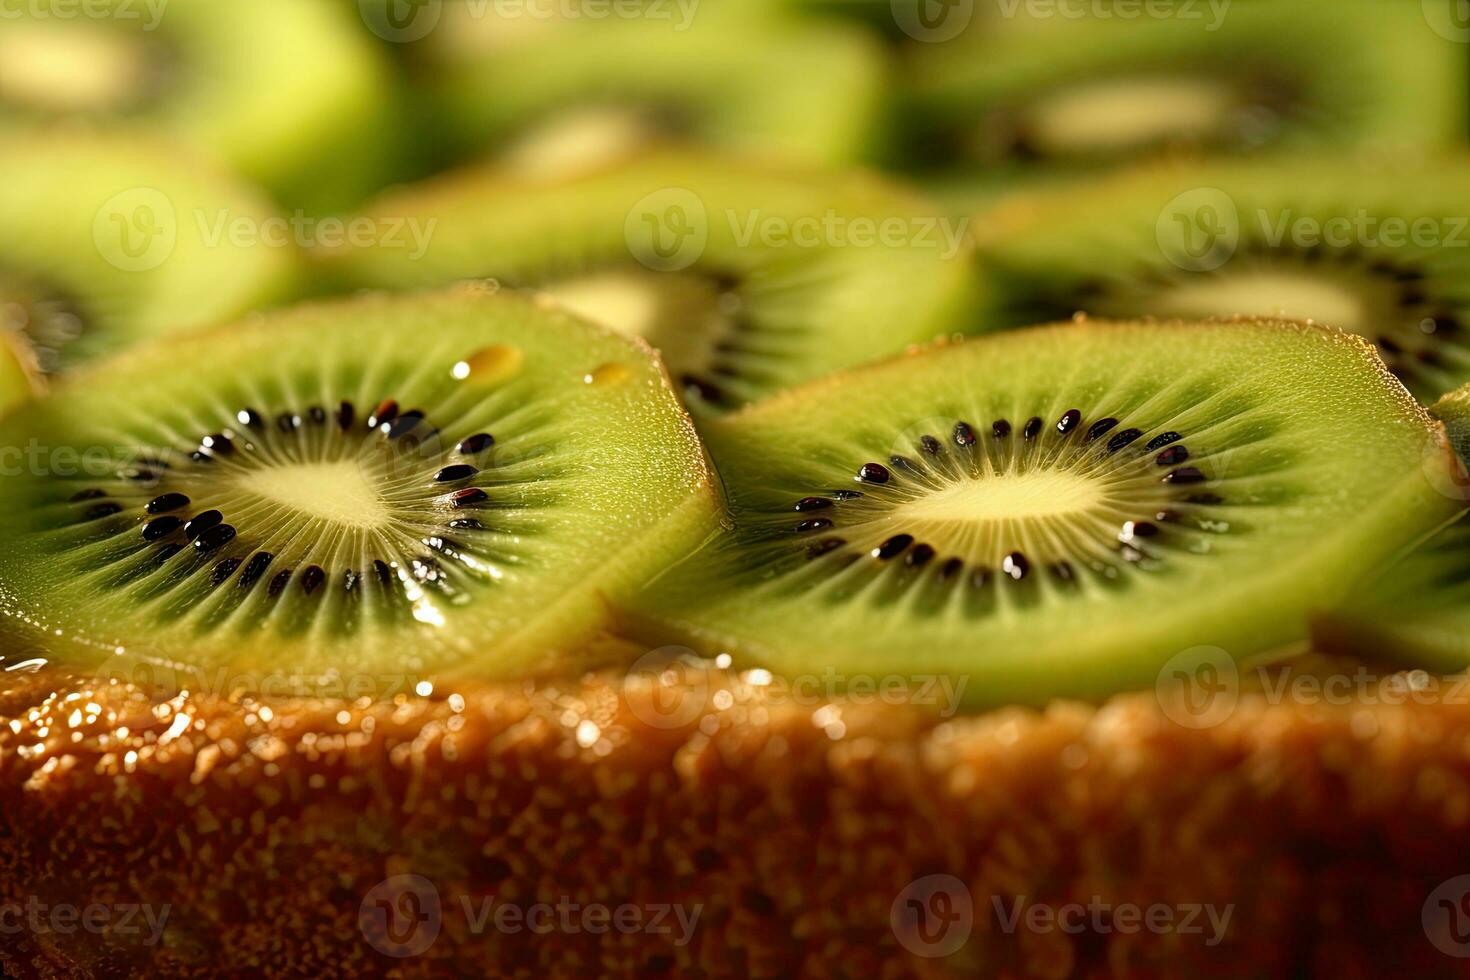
[796,518,832,533]
[190,451,213,464]
[1085,418,1119,442]
[184,510,223,540]
[301,566,326,595]
[872,534,913,560]
[308,406,327,425]
[1163,467,1208,485]
[940,557,964,579]
[920,435,942,455]
[1056,409,1081,435]
[1050,561,1076,583]
[83,503,122,521]
[435,464,478,483]
[856,463,890,484]
[154,544,183,564]
[70,489,106,502]
[193,523,236,554]
[367,399,398,429]
[1155,445,1190,466]
[448,518,484,530]
[277,413,301,433]
[1106,428,1143,453]
[794,497,832,512]
[1002,552,1030,581]
[384,412,425,440]
[450,488,488,508]
[953,422,976,447]
[239,552,272,589]
[890,455,920,472]
[832,490,864,500]
[211,558,241,586]
[237,408,263,429]
[992,419,1011,439]
[1146,432,1182,451]
[373,560,393,585]
[336,401,355,430]
[1122,520,1160,539]
[140,516,182,541]
[147,493,189,514]
[201,433,234,455]
[343,570,360,593]
[458,432,495,455]
[124,468,159,483]
[906,544,935,568]
[268,570,292,597]
[1022,417,1042,440]
[1187,493,1224,505]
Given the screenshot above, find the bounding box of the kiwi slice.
[0,287,721,692]
[0,0,396,212]
[0,131,299,374]
[626,317,1464,705]
[1311,382,1470,670]
[325,151,978,414]
[975,156,1470,403]
[398,6,884,174]
[902,0,1465,189]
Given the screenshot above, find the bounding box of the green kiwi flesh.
[0,330,41,419]
[976,156,1470,403]
[626,317,1464,706]
[0,0,395,212]
[327,152,978,413]
[0,132,300,373]
[1311,382,1470,671]
[904,0,1464,183]
[0,287,721,693]
[414,9,884,172]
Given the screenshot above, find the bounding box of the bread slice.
[3,655,1468,976]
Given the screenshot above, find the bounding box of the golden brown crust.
[5,658,1470,977]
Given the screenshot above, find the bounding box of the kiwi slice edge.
[624,315,1465,706]
[0,286,722,695]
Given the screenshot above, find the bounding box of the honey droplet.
[452,344,523,384]
[583,362,631,386]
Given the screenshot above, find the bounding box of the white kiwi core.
[1026,76,1235,155]
[236,461,391,530]
[0,24,153,113]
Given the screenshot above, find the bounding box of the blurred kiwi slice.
[0,330,42,419]
[393,4,885,174]
[1312,383,1470,671]
[625,318,1465,706]
[974,156,1470,403]
[903,0,1465,193]
[0,0,396,212]
[0,131,300,374]
[0,287,721,693]
[326,152,978,414]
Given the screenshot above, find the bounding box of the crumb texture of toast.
[4,659,1470,978]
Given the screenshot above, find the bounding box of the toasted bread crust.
[4,659,1470,978]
